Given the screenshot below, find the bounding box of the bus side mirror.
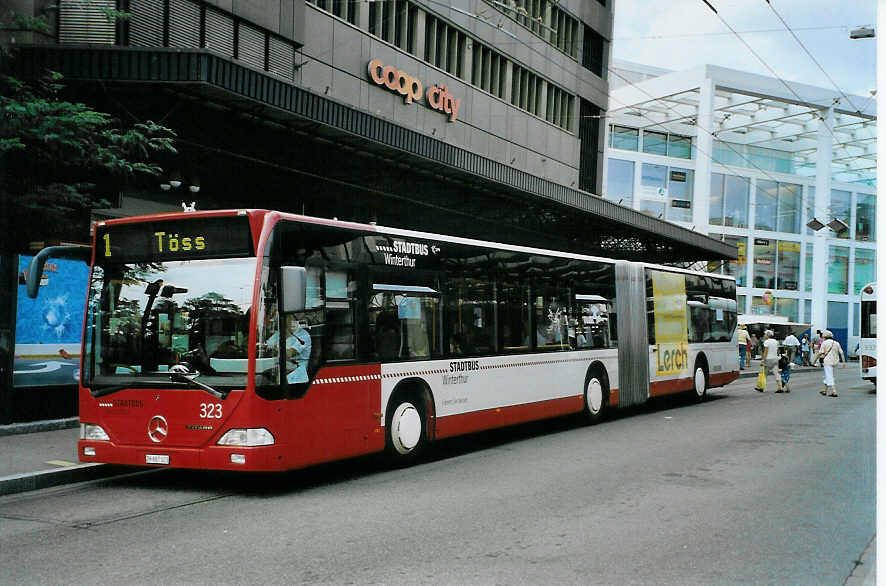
[281,266,307,313]
[26,245,91,298]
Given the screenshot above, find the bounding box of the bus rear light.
[80,423,110,441]
[230,454,246,464]
[83,447,96,456]
[862,355,877,369]
[217,428,274,447]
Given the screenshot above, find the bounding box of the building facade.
[603,61,877,354]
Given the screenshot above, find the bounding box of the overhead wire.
[699,0,840,145]
[615,25,849,41]
[762,0,867,116]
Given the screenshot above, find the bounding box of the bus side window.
[446,275,494,357]
[325,269,356,360]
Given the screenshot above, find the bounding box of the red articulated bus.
[27,209,739,471]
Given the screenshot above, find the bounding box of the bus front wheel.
[385,397,426,466]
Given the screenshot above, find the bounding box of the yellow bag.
[755,366,767,391]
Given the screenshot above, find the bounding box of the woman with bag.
[755,330,782,393]
[817,330,845,397]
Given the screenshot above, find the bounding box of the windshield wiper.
[169,371,227,400]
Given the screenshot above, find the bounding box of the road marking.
[46,460,77,467]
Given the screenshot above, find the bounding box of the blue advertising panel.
[14,255,89,388]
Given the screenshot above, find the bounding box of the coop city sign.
[367,59,462,122]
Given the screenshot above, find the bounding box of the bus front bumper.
[78,440,286,472]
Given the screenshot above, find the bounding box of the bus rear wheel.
[583,370,608,424]
[385,397,426,466]
[693,362,708,402]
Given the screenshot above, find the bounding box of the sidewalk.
[0,417,123,496]
[737,360,826,379]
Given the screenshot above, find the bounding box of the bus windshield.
[84,258,257,391]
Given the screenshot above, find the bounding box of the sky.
[612,0,877,101]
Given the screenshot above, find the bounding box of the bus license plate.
[145,454,170,465]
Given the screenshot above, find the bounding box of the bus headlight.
[80,423,110,441]
[217,428,275,447]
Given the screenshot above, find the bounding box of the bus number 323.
[200,403,222,419]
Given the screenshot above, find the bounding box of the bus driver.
[267,317,312,383]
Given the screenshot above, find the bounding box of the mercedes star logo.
[148,415,168,443]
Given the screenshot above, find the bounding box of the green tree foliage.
[0,28,177,251]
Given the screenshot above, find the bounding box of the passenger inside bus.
[374,310,400,361]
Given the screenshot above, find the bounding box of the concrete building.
[603,60,877,354]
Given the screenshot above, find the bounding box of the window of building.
[806,186,817,236]
[737,295,746,314]
[854,248,875,294]
[710,173,749,228]
[666,168,693,222]
[639,163,667,218]
[610,125,639,151]
[853,302,860,337]
[804,299,811,323]
[856,193,875,241]
[830,189,851,240]
[307,0,358,25]
[777,183,801,233]
[756,180,800,233]
[668,135,692,159]
[426,14,466,77]
[708,234,747,287]
[582,24,605,76]
[606,159,634,207]
[753,238,776,289]
[775,298,799,322]
[751,295,775,316]
[828,245,849,294]
[804,242,813,292]
[472,42,507,98]
[827,301,848,342]
[776,241,800,291]
[755,180,778,231]
[485,0,581,60]
[709,174,724,226]
[544,84,575,131]
[642,131,667,156]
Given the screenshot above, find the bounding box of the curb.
[0,463,128,497]
[0,417,79,437]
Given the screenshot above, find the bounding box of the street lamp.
[849,26,875,39]
[806,217,849,235]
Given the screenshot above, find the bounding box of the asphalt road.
[0,369,875,585]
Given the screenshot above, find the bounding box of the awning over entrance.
[14,45,736,262]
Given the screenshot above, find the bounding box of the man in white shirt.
[782,333,800,365]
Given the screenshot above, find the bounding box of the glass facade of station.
[604,118,876,355]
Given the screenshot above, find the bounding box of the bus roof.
[100,209,737,282]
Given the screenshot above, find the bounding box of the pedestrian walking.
[813,330,823,366]
[737,324,749,370]
[800,334,811,366]
[750,333,759,361]
[783,332,800,365]
[816,330,846,397]
[777,347,792,393]
[755,330,782,393]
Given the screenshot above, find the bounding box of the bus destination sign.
[96,216,253,262]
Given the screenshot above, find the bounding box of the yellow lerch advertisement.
[651,270,689,376]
